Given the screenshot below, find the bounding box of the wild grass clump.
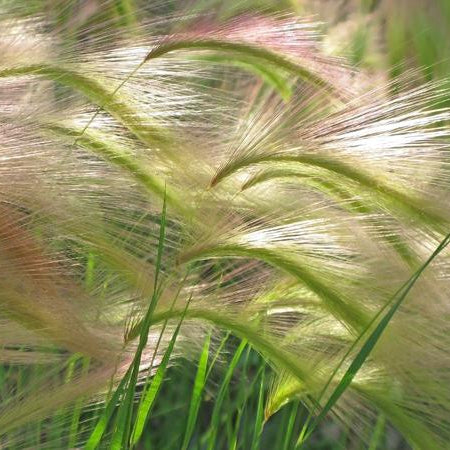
[1,1,450,448]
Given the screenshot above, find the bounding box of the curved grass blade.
[193,54,293,101]
[129,308,314,389]
[242,167,418,267]
[146,41,338,97]
[0,65,169,148]
[46,124,185,214]
[212,154,448,232]
[179,245,370,333]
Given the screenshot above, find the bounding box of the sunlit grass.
[1,1,450,449]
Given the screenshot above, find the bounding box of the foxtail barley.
[0,1,450,448]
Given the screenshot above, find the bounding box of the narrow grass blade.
[368,414,386,450]
[297,231,450,446]
[205,332,231,381]
[282,403,300,450]
[84,369,131,450]
[68,356,91,448]
[111,192,168,449]
[251,368,265,450]
[181,334,210,450]
[229,407,244,450]
[86,193,168,449]
[131,299,191,446]
[207,339,247,450]
[68,252,95,447]
[233,360,266,449]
